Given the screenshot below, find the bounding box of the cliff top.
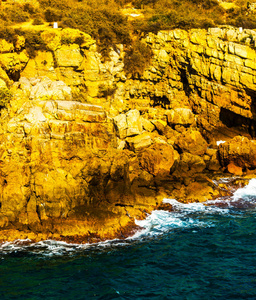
[1,0,255,41]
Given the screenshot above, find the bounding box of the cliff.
[0,26,256,242]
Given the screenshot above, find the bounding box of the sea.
[1,178,256,299]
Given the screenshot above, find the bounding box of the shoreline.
[0,175,253,244]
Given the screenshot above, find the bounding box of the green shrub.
[18,30,47,58]
[32,14,45,25]
[72,85,88,103]
[0,27,18,44]
[23,3,38,15]
[124,39,153,77]
[44,8,63,22]
[2,4,30,24]
[0,87,12,109]
[97,83,117,98]
[61,5,130,60]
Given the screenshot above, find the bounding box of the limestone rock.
[173,152,206,176]
[24,106,47,123]
[142,118,155,132]
[2,26,256,241]
[0,39,14,53]
[218,136,256,170]
[17,76,72,101]
[41,29,62,51]
[126,109,143,137]
[55,44,83,68]
[205,148,221,171]
[0,79,7,88]
[227,162,243,176]
[138,143,175,177]
[21,51,57,80]
[126,133,153,151]
[166,108,195,126]
[175,129,208,156]
[114,114,127,139]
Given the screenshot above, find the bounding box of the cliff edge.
[0,27,256,242]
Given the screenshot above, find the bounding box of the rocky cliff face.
[0,26,255,242]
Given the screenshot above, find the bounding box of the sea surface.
[1,178,256,299]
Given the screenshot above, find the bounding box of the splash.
[233,178,256,201]
[1,178,256,256]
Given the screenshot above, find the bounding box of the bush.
[17,30,47,58]
[0,27,18,44]
[124,39,153,77]
[97,83,117,98]
[32,14,45,25]
[0,88,12,109]
[44,8,63,22]
[61,5,130,60]
[2,4,30,24]
[72,85,88,103]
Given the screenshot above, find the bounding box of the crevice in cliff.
[247,91,256,118]
[179,68,192,97]
[150,95,170,108]
[219,107,256,138]
[6,70,20,82]
[115,203,133,207]
[51,51,59,69]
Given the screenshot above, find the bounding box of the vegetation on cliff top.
[1,0,256,33]
[0,0,256,73]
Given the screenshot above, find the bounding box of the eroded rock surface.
[0,26,256,242]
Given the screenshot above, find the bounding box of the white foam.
[130,209,209,240]
[1,178,256,255]
[216,140,226,146]
[163,198,228,214]
[233,178,256,201]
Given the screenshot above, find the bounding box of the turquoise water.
[1,179,256,299]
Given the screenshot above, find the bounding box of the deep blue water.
[1,179,256,300]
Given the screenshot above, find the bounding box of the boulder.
[151,119,167,134]
[205,148,221,171]
[218,136,256,170]
[175,129,208,156]
[142,118,155,132]
[126,133,153,151]
[166,108,195,126]
[173,152,206,176]
[55,44,83,68]
[126,109,143,137]
[114,113,127,139]
[138,143,176,177]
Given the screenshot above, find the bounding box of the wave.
[131,178,256,240]
[1,178,256,256]
[233,178,256,201]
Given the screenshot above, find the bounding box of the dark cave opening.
[219,107,256,138]
[151,95,170,108]
[6,70,20,82]
[180,68,191,97]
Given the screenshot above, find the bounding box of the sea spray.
[1,178,256,256]
[233,178,256,201]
